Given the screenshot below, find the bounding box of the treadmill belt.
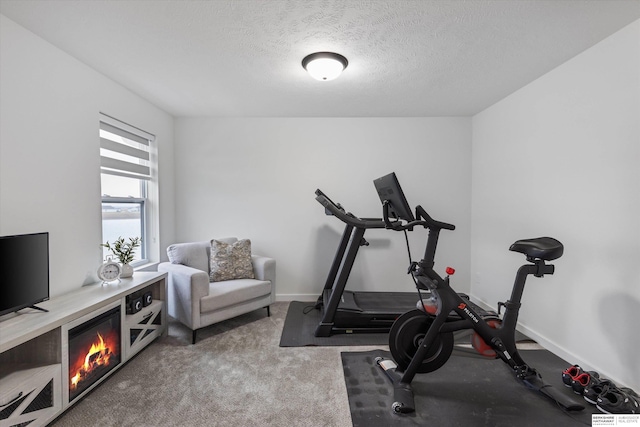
[352,292,418,312]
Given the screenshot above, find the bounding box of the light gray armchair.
[158,238,275,343]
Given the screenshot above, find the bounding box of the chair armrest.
[158,262,210,297]
[158,262,210,329]
[252,255,276,296]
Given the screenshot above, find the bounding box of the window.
[100,115,154,266]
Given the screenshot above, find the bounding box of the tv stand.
[27,304,49,313]
[0,272,167,427]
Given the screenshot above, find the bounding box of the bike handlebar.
[381,201,455,286]
[416,205,456,231]
[382,202,455,232]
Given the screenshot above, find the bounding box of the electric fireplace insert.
[67,305,121,402]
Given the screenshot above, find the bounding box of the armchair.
[158,237,275,343]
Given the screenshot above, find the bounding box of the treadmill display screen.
[373,172,415,222]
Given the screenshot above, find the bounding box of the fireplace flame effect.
[70,332,115,390]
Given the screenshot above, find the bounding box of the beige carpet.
[52,302,382,427]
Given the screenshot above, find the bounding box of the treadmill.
[314,189,418,337]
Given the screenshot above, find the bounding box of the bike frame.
[401,250,554,386]
[379,205,582,413]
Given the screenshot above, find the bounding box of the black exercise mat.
[279,301,389,347]
[342,349,596,427]
[279,301,531,347]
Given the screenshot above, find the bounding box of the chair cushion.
[167,241,210,273]
[201,279,271,313]
[166,237,238,274]
[210,239,255,282]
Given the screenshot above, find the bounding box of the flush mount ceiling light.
[302,52,348,81]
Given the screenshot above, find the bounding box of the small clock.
[97,258,121,284]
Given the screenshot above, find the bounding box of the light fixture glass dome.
[302,52,348,81]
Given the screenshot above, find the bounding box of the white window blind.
[100,118,154,180]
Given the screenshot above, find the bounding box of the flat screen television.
[373,172,415,222]
[0,232,50,316]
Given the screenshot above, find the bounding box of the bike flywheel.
[389,309,454,374]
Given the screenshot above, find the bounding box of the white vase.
[120,263,134,278]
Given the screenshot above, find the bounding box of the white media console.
[0,272,167,427]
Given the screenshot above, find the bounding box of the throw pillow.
[210,239,255,282]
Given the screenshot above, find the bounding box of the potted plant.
[101,237,141,278]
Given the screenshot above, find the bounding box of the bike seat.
[509,237,564,261]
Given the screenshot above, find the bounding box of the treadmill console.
[373,172,415,222]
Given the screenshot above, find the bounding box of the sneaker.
[584,378,614,404]
[597,388,640,414]
[562,364,582,387]
[571,371,599,395]
[584,377,639,406]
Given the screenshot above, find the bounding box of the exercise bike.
[372,173,585,415]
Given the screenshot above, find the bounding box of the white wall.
[471,20,639,391]
[174,117,471,299]
[0,15,176,297]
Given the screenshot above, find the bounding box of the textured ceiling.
[1,0,639,117]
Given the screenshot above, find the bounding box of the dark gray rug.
[279,301,389,347]
[342,349,595,427]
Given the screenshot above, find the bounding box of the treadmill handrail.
[316,189,386,229]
